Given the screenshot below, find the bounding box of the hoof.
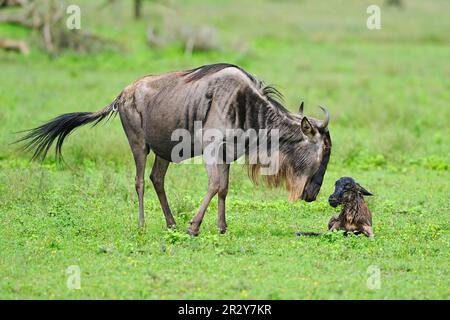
[218,222,227,234]
[167,223,177,229]
[187,228,199,237]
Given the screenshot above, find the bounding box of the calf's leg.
[328,218,341,231]
[327,215,340,230]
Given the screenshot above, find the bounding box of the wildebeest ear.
[301,117,314,137]
[356,183,373,196]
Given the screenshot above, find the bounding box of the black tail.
[15,94,121,161]
[296,231,323,237]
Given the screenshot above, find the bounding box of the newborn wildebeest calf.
[297,177,374,237]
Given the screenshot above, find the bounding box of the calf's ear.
[301,117,315,138]
[356,183,373,196]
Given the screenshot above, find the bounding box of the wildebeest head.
[328,177,373,207]
[292,103,332,202]
[248,102,332,202]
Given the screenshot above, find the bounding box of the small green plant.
[163,229,191,244]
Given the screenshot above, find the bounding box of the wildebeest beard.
[247,130,331,202]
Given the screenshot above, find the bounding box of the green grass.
[0,0,449,299]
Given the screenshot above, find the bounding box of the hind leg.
[217,164,230,234]
[119,107,149,228]
[132,145,148,228]
[150,155,176,228]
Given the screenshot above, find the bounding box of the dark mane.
[182,63,289,112]
[262,85,289,113]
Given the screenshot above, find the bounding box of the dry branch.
[0,38,29,54]
[0,0,29,8]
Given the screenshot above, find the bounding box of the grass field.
[0,0,449,299]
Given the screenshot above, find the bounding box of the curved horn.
[318,106,329,129]
[299,101,304,115]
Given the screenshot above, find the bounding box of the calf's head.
[328,177,373,207]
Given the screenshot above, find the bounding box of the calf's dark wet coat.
[297,177,374,237]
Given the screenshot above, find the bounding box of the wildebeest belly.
[143,91,223,162]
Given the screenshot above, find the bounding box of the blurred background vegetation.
[0,0,448,168]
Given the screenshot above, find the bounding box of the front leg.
[188,164,220,236]
[327,215,340,231]
[150,155,176,228]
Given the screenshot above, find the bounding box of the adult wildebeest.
[17,63,332,236]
